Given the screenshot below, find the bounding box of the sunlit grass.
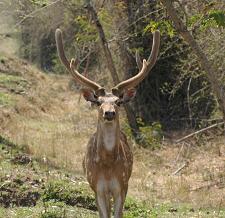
[0,73,29,91]
[0,92,14,106]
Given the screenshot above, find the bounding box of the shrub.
[123,119,163,149]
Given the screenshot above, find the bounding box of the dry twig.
[176,122,224,143]
[172,162,187,175]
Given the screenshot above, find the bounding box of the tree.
[160,0,225,126]
[103,0,215,129]
[85,0,141,140]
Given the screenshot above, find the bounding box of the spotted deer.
[55,28,160,218]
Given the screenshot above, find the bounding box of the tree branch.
[84,0,140,139]
[160,0,225,125]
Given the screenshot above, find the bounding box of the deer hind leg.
[96,178,111,218]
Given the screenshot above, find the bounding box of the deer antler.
[112,30,160,96]
[55,29,104,94]
[70,58,105,94]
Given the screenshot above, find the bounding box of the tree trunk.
[160,0,225,126]
[85,1,140,139]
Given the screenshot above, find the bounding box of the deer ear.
[81,88,99,104]
[117,88,136,105]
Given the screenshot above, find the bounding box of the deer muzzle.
[104,111,116,121]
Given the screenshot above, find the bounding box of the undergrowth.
[123,118,163,149]
[0,135,154,218]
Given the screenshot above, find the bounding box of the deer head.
[55,29,160,128]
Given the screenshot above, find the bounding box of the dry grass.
[130,137,225,208]
[1,56,225,214]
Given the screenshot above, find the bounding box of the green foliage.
[75,15,98,43]
[98,1,127,39]
[98,8,113,39]
[189,10,225,29]
[124,197,151,218]
[52,9,99,74]
[98,8,113,27]
[144,20,175,37]
[188,14,203,28]
[11,0,223,132]
[203,10,225,28]
[123,118,162,149]
[138,120,163,149]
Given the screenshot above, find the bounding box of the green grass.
[0,72,29,106]
[0,73,28,106]
[146,203,225,218]
[42,180,96,210]
[0,73,26,86]
[0,135,98,217]
[124,198,225,218]
[0,92,14,106]
[1,136,225,218]
[0,73,29,94]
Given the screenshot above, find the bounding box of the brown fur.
[84,131,133,190]
[82,94,133,218]
[55,27,160,218]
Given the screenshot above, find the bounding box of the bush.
[123,119,163,149]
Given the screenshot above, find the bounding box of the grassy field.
[1,136,224,218]
[0,56,225,217]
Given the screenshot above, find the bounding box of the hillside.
[0,56,225,217]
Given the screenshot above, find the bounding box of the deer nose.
[104,111,116,121]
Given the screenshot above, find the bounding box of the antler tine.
[70,58,103,92]
[55,29,71,72]
[55,28,104,93]
[112,30,160,96]
[147,30,160,68]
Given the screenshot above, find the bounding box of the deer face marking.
[81,89,136,124]
[98,94,119,122]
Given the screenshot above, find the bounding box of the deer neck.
[97,117,120,152]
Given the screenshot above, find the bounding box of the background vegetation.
[9,0,224,129]
[0,0,224,217]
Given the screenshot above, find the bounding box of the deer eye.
[89,98,101,106]
[94,100,101,106]
[96,101,101,106]
[115,99,122,107]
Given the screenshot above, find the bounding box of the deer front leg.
[96,178,111,218]
[113,190,127,218]
[113,193,125,218]
[110,178,126,218]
